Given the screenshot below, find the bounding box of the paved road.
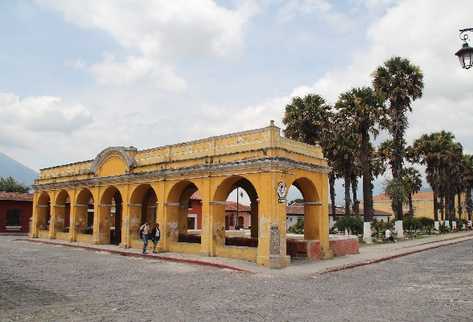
[1,236,472,322]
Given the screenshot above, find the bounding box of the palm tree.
[462,154,473,221]
[402,167,422,217]
[373,57,424,221]
[331,113,359,216]
[282,94,338,217]
[335,87,385,222]
[411,131,463,222]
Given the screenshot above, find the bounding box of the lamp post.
[455,28,473,70]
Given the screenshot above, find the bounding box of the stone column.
[49,201,57,239]
[315,174,332,259]
[256,172,290,268]
[31,194,39,238]
[156,181,168,251]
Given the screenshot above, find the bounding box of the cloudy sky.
[1,0,472,179]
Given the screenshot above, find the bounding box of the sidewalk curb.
[17,238,253,273]
[317,235,473,275]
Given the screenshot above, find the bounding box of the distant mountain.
[0,152,38,186]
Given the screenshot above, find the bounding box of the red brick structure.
[0,192,33,234]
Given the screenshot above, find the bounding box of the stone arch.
[98,186,123,245]
[286,177,320,241]
[129,184,158,241]
[54,190,71,234]
[213,175,260,247]
[166,180,202,244]
[75,188,95,236]
[90,146,137,177]
[37,191,51,231]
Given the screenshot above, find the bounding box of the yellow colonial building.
[31,122,332,268]
[372,191,468,221]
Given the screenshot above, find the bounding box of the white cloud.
[228,0,473,151]
[0,93,92,134]
[36,0,259,90]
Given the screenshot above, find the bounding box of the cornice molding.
[33,157,330,191]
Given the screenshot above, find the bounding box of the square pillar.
[256,172,290,268]
[49,202,57,239]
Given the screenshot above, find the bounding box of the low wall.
[329,236,359,256]
[287,236,359,260]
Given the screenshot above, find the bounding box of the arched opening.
[76,188,94,236]
[55,190,71,235]
[100,186,123,245]
[285,178,320,260]
[166,181,201,244]
[129,184,158,243]
[214,176,259,248]
[286,185,304,235]
[37,192,51,232]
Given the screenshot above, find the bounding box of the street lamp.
[455,28,473,69]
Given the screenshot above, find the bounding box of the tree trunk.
[390,105,405,221]
[329,172,336,221]
[344,173,351,216]
[351,177,360,216]
[440,194,445,221]
[360,129,374,222]
[466,187,472,221]
[408,193,414,217]
[433,190,439,221]
[448,192,455,222]
[457,193,462,221]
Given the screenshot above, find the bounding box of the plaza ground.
[1,234,473,321]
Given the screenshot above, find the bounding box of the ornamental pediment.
[90,146,137,177]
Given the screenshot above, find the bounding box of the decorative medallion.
[277,181,287,203]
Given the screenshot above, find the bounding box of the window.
[187,216,196,230]
[6,209,21,226]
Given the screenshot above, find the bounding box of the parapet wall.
[35,124,326,185]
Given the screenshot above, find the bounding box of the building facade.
[0,192,33,234]
[372,191,469,220]
[31,123,331,268]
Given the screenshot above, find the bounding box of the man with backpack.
[139,222,151,254]
[151,223,161,254]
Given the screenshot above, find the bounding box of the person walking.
[139,222,151,254]
[151,223,161,254]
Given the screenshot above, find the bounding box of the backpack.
[139,226,144,240]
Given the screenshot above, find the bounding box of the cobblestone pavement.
[1,236,472,322]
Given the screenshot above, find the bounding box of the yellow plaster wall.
[32,125,331,268]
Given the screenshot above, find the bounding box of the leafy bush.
[403,217,422,234]
[371,219,394,239]
[334,216,363,235]
[288,218,304,234]
[418,217,434,234]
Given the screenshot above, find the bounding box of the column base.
[395,220,404,238]
[257,255,290,269]
[363,221,372,244]
[434,221,440,231]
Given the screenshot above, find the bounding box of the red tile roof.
[225,201,251,212]
[0,191,33,202]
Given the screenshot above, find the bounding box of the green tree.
[334,87,385,222]
[282,94,339,218]
[373,57,424,221]
[0,176,30,193]
[462,154,473,221]
[402,167,422,217]
[410,131,463,222]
